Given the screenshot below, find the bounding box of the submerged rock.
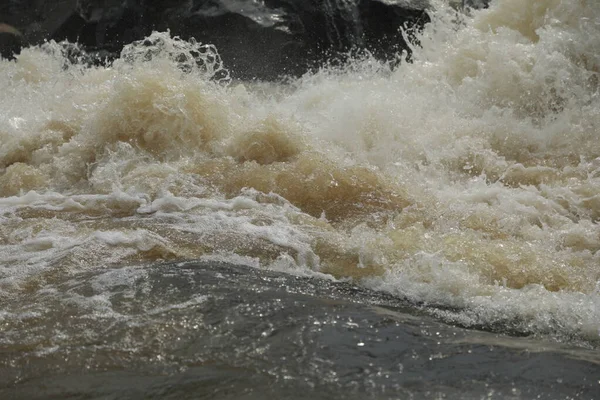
[1,261,598,400]
[0,0,431,79]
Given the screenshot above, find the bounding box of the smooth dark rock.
[1,0,431,79]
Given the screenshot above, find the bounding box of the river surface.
[1,0,600,398]
[2,261,599,399]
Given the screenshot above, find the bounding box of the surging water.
[1,0,599,347]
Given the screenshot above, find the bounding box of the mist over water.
[1,0,600,362]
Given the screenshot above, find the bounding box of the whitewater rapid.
[1,0,599,346]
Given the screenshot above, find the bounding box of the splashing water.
[1,1,600,347]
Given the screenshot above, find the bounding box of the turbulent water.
[1,0,600,397]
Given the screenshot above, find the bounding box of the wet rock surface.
[0,261,598,400]
[0,0,431,79]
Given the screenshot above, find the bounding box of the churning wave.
[1,0,599,346]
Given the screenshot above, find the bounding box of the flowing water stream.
[1,0,600,398]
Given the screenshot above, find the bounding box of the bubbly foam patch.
[1,6,600,345]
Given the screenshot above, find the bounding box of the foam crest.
[118,31,231,84]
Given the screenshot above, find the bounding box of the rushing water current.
[1,0,600,398]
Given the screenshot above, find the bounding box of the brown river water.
[1,1,600,398]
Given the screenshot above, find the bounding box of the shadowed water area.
[1,0,600,398]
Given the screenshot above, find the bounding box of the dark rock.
[0,23,24,59]
[462,0,491,9]
[1,1,78,45]
[1,0,432,79]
